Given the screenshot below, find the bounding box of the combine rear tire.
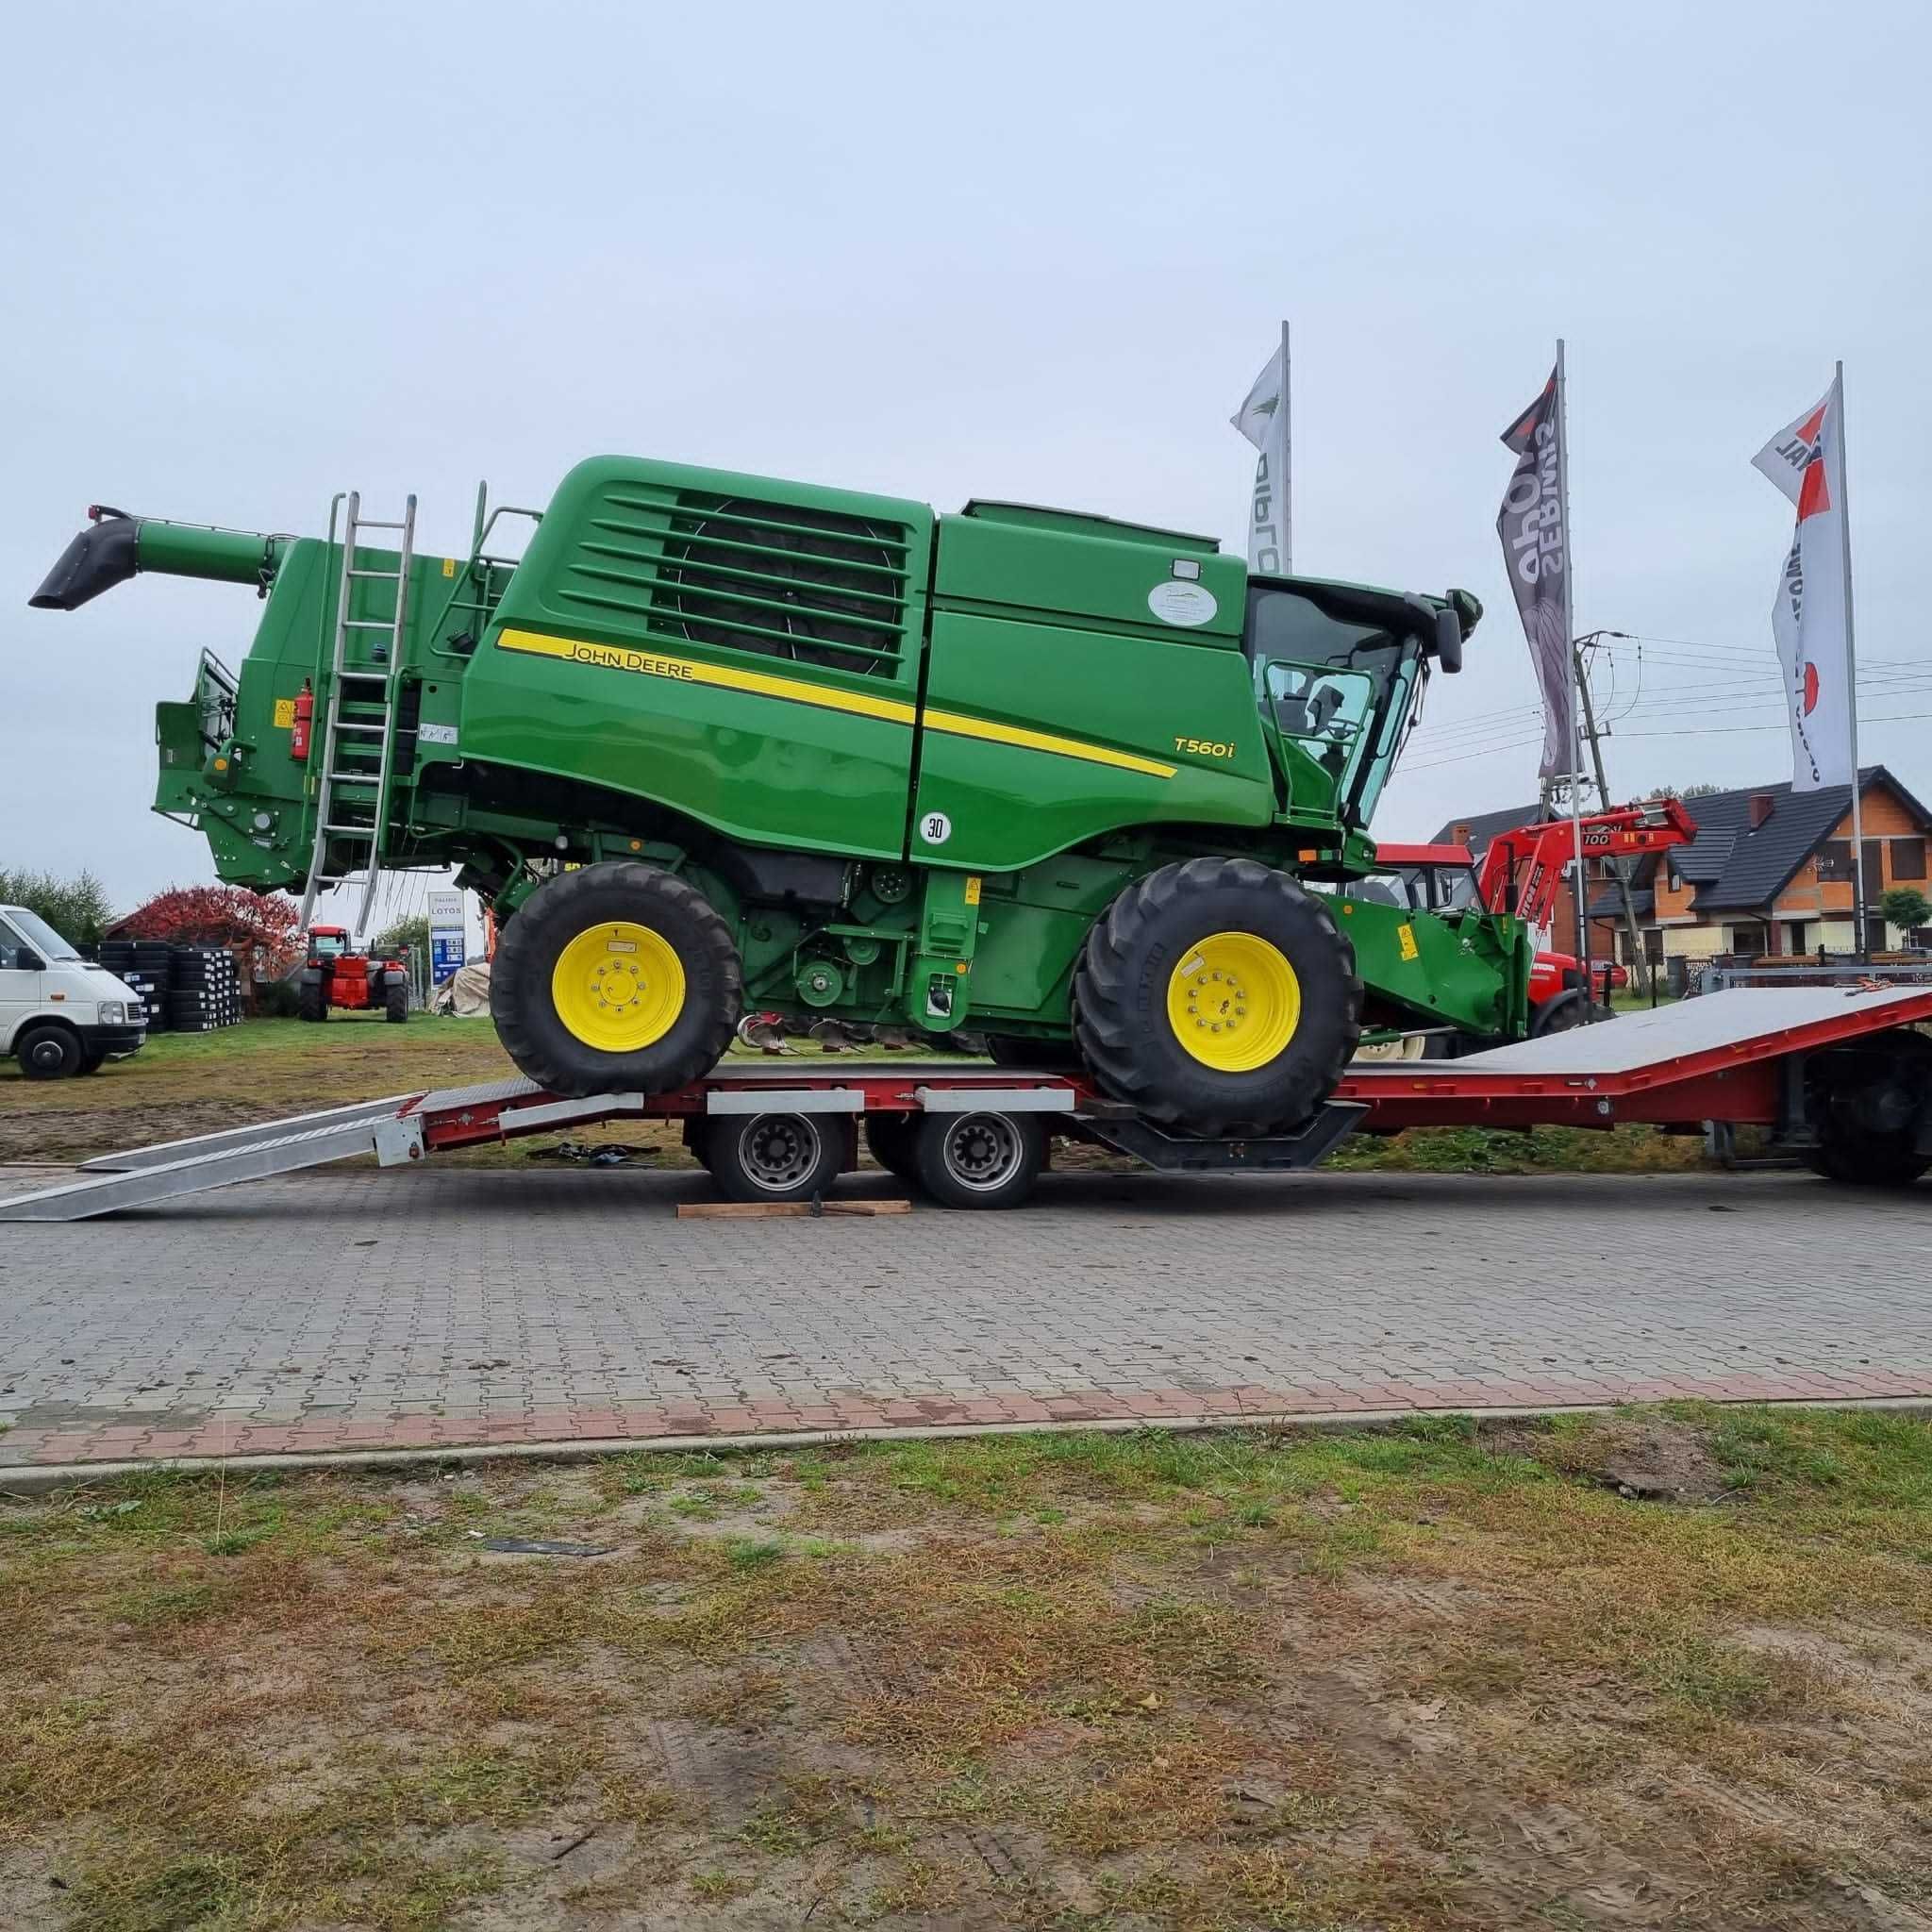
[1074,858,1361,1136]
[492,861,741,1098]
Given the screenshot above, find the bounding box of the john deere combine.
[32,458,1530,1136]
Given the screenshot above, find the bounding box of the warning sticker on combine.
[272,697,296,729]
[1397,923,1419,961]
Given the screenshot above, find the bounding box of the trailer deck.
[4,985,1928,1222]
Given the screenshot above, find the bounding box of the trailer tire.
[492,861,742,1099]
[298,972,328,1024]
[701,1111,852,1203]
[1074,858,1361,1136]
[862,1111,919,1181]
[16,1024,83,1080]
[1804,1030,1932,1189]
[912,1109,1045,1209]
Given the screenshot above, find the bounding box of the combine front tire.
[491,861,741,1098]
[1074,858,1361,1136]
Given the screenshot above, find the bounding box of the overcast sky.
[4,0,1927,916]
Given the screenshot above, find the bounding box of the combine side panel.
[458,457,936,862]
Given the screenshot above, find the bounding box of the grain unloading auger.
[31,458,1533,1136]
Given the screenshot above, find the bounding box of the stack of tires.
[92,941,244,1034]
[168,945,242,1034]
[98,939,177,1032]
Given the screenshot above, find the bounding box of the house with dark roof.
[1431,766,1932,965]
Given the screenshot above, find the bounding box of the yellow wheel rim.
[551,921,685,1053]
[1166,930,1301,1073]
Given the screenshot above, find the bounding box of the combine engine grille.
[561,489,912,678]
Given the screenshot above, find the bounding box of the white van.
[0,905,147,1078]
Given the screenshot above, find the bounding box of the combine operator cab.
[1244,578,1474,833]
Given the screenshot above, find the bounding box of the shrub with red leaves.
[118,886,304,980]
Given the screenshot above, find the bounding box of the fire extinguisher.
[291,679,313,761]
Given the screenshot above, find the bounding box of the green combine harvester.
[31,458,1531,1139]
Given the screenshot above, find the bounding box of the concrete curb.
[6,1394,1932,1497]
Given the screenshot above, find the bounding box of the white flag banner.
[1231,336,1289,575]
[1752,376,1852,791]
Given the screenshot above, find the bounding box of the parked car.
[0,905,148,1077]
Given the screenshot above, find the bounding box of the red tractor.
[1368,798,1696,1052]
[297,926,409,1024]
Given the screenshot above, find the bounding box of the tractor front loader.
[32,457,1534,1140]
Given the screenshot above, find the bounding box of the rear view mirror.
[1434,607,1464,674]
[19,951,45,972]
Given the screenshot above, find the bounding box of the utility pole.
[1573,630,1651,994]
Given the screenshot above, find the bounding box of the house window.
[1817,839,1855,882]
[1891,837,1927,881]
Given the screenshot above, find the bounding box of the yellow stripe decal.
[497,628,1173,778]
[922,708,1177,779]
[495,628,917,726]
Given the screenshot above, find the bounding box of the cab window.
[0,917,34,972]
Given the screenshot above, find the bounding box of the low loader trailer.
[5,982,1926,1223]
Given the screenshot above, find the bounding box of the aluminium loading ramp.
[3,984,1928,1224]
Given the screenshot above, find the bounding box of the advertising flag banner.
[1231,331,1290,575]
[1496,366,1574,780]
[1753,377,1853,791]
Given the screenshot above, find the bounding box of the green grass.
[7,1416,1931,1926]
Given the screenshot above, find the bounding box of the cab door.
[0,915,44,1049]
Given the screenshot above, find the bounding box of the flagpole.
[1280,320,1292,575]
[1835,360,1867,958]
[1556,338,1591,996]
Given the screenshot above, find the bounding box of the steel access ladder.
[297,491,417,936]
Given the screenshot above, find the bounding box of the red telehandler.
[1367,797,1696,1052]
[298,926,409,1024]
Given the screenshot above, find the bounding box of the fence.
[1699,955,1932,994]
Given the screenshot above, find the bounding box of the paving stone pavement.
[0,1162,1927,1468]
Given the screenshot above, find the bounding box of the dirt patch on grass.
[4,1411,1932,1928]
[1487,1410,1737,1504]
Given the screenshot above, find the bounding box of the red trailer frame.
[6,986,1928,1221]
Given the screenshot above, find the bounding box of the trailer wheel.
[1074,858,1361,1135]
[912,1110,1045,1209]
[702,1111,852,1203]
[862,1111,919,1181]
[1805,1030,1932,1189]
[492,861,742,1098]
[385,977,408,1024]
[298,971,328,1023]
